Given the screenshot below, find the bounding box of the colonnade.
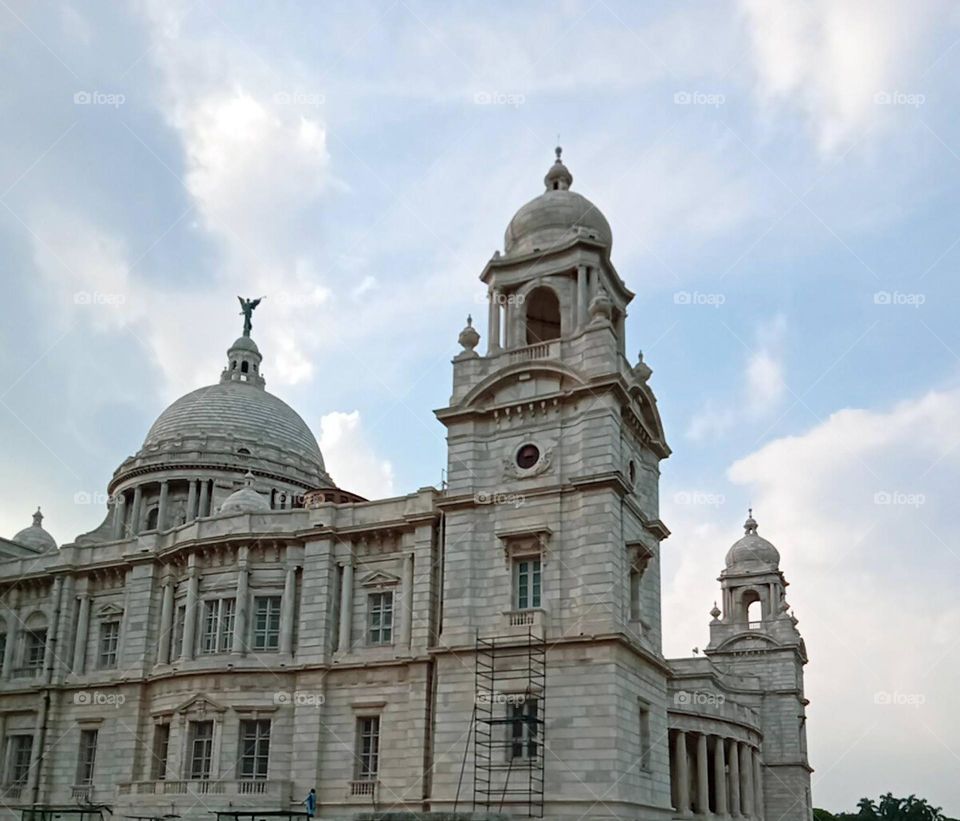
[670,729,764,819]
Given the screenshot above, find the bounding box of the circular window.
[516,444,541,470]
[628,460,637,486]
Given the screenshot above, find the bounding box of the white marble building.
[0,150,812,821]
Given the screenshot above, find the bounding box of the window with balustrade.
[252,597,281,651]
[355,716,380,780]
[367,593,393,645]
[200,598,235,654]
[6,735,33,785]
[98,621,120,669]
[238,719,271,780]
[75,729,98,785]
[187,721,214,780]
[513,557,541,610]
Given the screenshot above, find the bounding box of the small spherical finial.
[744,508,758,535]
[555,145,562,161]
[544,145,573,191]
[710,601,721,620]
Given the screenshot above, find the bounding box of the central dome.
[504,147,612,257]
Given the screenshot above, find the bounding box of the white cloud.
[318,410,395,500]
[739,0,947,152]
[666,386,960,810]
[687,314,786,439]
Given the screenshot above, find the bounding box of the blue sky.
[2,0,960,813]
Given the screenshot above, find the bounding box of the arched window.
[145,507,159,531]
[525,286,561,344]
[241,361,249,374]
[742,589,762,627]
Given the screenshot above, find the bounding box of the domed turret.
[219,472,271,515]
[12,507,56,552]
[725,510,780,570]
[503,147,612,257]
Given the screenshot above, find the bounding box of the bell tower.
[706,513,813,821]
[432,149,675,819]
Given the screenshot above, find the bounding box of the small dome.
[229,335,260,355]
[504,147,612,257]
[219,473,271,515]
[725,511,780,570]
[13,507,57,552]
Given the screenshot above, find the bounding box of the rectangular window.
[24,630,46,671]
[509,698,539,761]
[629,568,642,622]
[200,598,235,654]
[252,597,282,651]
[0,634,6,666]
[75,729,98,785]
[187,721,214,780]
[7,735,33,785]
[98,621,120,668]
[355,716,380,780]
[172,605,186,659]
[151,724,170,781]
[367,592,393,645]
[238,719,271,780]
[638,701,651,771]
[514,558,542,610]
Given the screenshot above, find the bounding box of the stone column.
[157,576,175,665]
[157,480,169,531]
[729,738,741,816]
[113,492,126,539]
[674,730,690,816]
[400,553,414,650]
[488,290,501,353]
[753,748,764,819]
[577,265,588,329]
[3,588,18,678]
[233,545,249,655]
[43,577,62,682]
[72,593,90,674]
[186,481,198,522]
[740,742,754,817]
[198,481,209,518]
[130,485,142,536]
[713,735,728,815]
[695,733,709,814]
[181,555,199,660]
[503,294,512,348]
[279,562,297,655]
[337,561,354,652]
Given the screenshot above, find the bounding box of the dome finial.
[744,508,758,535]
[238,296,264,338]
[544,145,573,191]
[32,506,43,528]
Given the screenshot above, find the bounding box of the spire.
[544,145,573,191]
[744,508,758,535]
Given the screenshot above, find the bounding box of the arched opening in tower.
[525,286,561,344]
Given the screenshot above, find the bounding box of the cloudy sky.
[2,0,959,813]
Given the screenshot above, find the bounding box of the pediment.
[95,603,124,618]
[175,694,227,715]
[359,571,400,588]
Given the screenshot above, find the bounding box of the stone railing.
[349,779,377,798]
[508,340,559,364]
[117,779,291,800]
[502,608,547,636]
